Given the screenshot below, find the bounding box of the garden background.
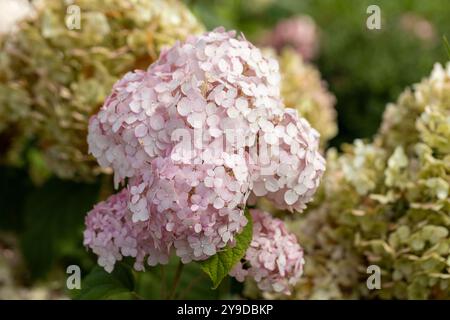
[0,0,449,299]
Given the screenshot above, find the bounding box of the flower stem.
[160,265,166,299]
[167,261,184,299]
[178,274,203,299]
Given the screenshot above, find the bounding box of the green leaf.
[20,178,100,279]
[199,208,253,289]
[444,35,450,60]
[74,263,136,300]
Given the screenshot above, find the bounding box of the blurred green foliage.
[74,257,231,299]
[20,179,100,279]
[185,0,450,145]
[0,165,99,281]
[0,166,31,232]
[135,257,228,300]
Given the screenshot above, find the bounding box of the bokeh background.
[1,0,449,299]
[187,0,450,145]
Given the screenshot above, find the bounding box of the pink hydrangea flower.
[264,16,319,61]
[85,28,324,272]
[127,157,249,263]
[229,209,305,295]
[249,108,325,212]
[83,189,171,273]
[87,27,284,188]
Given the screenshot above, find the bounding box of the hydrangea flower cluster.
[282,62,450,300]
[263,16,319,61]
[84,28,324,290]
[84,189,169,272]
[230,210,304,295]
[0,0,203,180]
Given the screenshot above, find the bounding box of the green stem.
[167,261,184,300]
[178,274,203,300]
[160,265,166,299]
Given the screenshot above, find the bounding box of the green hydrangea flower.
[298,62,449,299]
[256,62,450,300]
[0,0,203,181]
